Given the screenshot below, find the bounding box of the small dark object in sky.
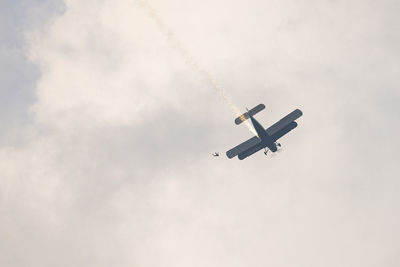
[227,105,303,160]
[212,152,219,157]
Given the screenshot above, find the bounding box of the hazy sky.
[1,0,400,266]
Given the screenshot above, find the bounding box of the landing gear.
[276,143,281,147]
[264,148,268,156]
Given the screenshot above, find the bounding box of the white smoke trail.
[135,0,257,135]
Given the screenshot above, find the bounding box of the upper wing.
[270,121,298,142]
[226,136,261,159]
[266,109,303,136]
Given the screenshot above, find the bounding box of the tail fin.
[234,104,265,125]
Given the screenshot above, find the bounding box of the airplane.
[226,104,303,160]
[212,152,220,157]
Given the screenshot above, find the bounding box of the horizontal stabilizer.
[234,104,265,125]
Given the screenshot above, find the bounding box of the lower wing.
[266,109,302,136]
[270,121,298,142]
[226,136,261,159]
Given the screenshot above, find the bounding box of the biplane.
[226,104,303,160]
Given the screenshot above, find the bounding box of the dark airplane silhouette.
[212,152,219,157]
[226,104,302,160]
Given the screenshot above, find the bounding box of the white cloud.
[1,0,400,266]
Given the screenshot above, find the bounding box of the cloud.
[0,0,65,145]
[1,0,400,266]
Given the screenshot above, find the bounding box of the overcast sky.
[1,0,400,266]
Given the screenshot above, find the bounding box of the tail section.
[234,104,265,125]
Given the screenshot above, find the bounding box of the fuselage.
[249,116,278,152]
